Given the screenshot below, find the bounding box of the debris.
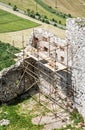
[0,119,10,126]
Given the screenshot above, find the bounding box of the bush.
[13,5,17,11]
[44,15,47,19]
[26,8,30,14]
[54,23,57,26]
[59,20,61,24]
[52,18,55,22]
[45,19,49,24]
[68,13,72,17]
[48,6,52,8]
[35,12,40,16]
[41,18,45,22]
[8,2,11,5]
[63,14,66,18]
[70,109,84,124]
[30,14,35,18]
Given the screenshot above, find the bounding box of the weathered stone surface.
[0,58,35,102]
[66,18,85,120]
[0,119,10,126]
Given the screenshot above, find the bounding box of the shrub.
[45,19,49,24]
[26,8,30,14]
[41,18,45,22]
[48,6,52,8]
[54,23,57,26]
[68,13,72,17]
[13,5,17,11]
[70,109,84,124]
[35,12,40,16]
[52,18,55,22]
[8,2,11,5]
[44,15,47,19]
[59,20,61,24]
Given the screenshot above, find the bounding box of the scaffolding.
[0,31,82,125]
[13,32,74,116]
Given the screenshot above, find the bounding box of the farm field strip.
[42,0,85,17]
[0,9,39,33]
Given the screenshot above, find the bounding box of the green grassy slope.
[0,97,43,130]
[0,9,39,33]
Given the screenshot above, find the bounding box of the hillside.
[0,0,85,18]
[42,0,85,17]
[0,0,66,25]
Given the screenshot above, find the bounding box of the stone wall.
[35,61,71,97]
[0,58,35,102]
[66,18,85,120]
[27,28,67,65]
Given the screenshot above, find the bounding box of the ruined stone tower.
[66,18,85,119]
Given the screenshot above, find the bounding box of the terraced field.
[0,9,39,33]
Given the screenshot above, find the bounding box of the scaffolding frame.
[0,31,83,125]
[14,33,74,117]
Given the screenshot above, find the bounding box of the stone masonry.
[66,18,85,120]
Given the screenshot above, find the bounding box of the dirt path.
[0,3,65,48]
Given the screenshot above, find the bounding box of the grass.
[70,109,84,125]
[0,9,39,33]
[0,41,20,70]
[0,96,44,130]
[0,94,84,130]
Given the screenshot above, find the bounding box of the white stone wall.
[27,28,67,65]
[66,18,85,120]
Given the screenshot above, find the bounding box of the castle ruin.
[0,18,85,120]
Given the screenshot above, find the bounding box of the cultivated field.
[0,0,85,19]
[0,9,39,33]
[42,0,85,17]
[0,0,66,25]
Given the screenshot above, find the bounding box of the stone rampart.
[66,18,85,120]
